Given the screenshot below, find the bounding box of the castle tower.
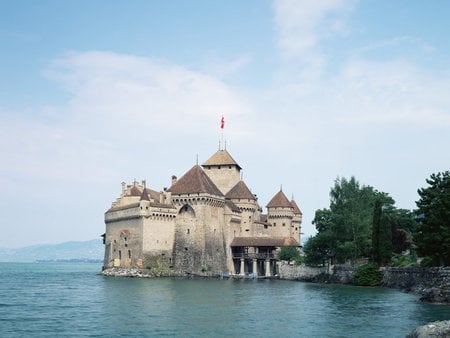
[266,189,294,238]
[168,165,227,275]
[225,180,257,236]
[290,199,303,244]
[202,149,241,195]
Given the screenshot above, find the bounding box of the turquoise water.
[0,263,449,337]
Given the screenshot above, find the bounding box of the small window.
[119,250,122,259]
[245,229,249,232]
[218,166,221,169]
[184,247,188,251]
[264,225,268,229]
[128,250,131,258]
[125,243,128,247]
[273,223,276,227]
[187,229,190,234]
[282,223,285,227]
[229,166,231,169]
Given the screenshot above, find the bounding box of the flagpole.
[220,115,225,150]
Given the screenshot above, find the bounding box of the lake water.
[0,263,449,337]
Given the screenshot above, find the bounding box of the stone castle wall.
[382,267,450,303]
[104,216,143,268]
[279,264,450,303]
[203,166,240,194]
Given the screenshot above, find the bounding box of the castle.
[102,148,302,276]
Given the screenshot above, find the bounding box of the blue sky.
[1,0,449,248]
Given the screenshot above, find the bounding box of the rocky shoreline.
[407,320,450,338]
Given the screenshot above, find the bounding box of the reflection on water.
[0,263,449,337]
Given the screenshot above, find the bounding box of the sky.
[1,0,449,248]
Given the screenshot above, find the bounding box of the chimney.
[121,182,126,195]
[142,180,146,189]
[171,175,177,185]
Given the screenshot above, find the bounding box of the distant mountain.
[0,239,103,262]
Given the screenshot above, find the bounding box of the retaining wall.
[382,267,450,303]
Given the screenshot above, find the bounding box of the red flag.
[220,116,225,129]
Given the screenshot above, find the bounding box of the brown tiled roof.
[266,190,293,208]
[146,188,160,201]
[225,180,255,200]
[290,199,302,215]
[202,149,242,170]
[128,185,141,197]
[168,165,224,197]
[225,200,241,213]
[230,237,300,247]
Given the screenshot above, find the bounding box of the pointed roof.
[290,199,302,215]
[266,190,293,208]
[140,188,150,201]
[202,149,242,170]
[225,180,256,200]
[168,165,224,197]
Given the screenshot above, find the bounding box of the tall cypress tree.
[372,200,393,266]
[372,199,382,265]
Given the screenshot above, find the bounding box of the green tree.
[414,171,450,266]
[278,246,300,262]
[305,177,403,265]
[371,199,382,265]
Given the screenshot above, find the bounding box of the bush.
[353,263,383,286]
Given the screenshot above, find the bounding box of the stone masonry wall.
[382,267,450,303]
[278,262,327,281]
[279,264,450,303]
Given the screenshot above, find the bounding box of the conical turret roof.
[202,149,242,170]
[168,165,223,197]
[266,190,292,208]
[226,180,256,200]
[290,199,302,215]
[140,188,150,201]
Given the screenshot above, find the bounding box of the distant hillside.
[0,239,103,262]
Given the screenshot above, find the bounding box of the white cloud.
[273,0,355,64]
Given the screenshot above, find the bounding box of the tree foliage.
[414,171,450,266]
[307,177,393,264]
[278,246,301,262]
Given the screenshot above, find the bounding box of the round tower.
[266,189,294,238]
